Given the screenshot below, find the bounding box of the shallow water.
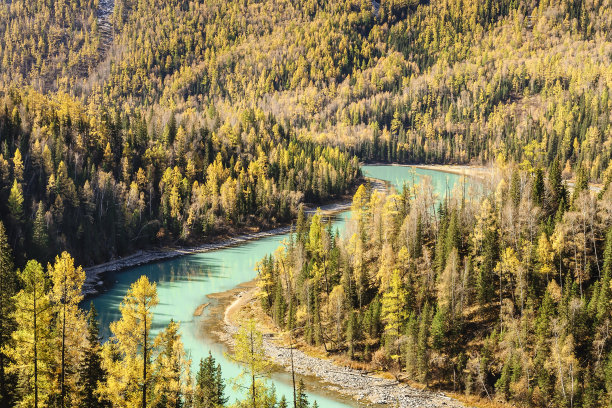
[90,165,470,407]
[361,164,468,198]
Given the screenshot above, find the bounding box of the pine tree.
[598,227,612,321]
[151,320,190,408]
[78,304,110,408]
[7,260,53,408]
[381,269,407,363]
[273,280,287,329]
[472,199,499,305]
[48,252,87,408]
[430,306,448,352]
[7,179,24,243]
[101,275,159,408]
[351,184,370,243]
[604,226,612,277]
[571,165,589,204]
[0,221,17,407]
[32,202,49,261]
[532,168,544,206]
[296,379,309,408]
[549,159,562,211]
[228,319,272,408]
[5,179,21,219]
[12,148,23,183]
[403,314,419,377]
[194,352,226,408]
[417,303,431,384]
[509,170,521,207]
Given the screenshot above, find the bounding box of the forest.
[0,0,611,406]
[256,163,612,407]
[0,89,360,265]
[3,0,610,175]
[1,0,611,267]
[0,225,319,408]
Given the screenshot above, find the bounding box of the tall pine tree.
[77,304,110,408]
[0,221,17,407]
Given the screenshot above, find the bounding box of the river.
[90,164,468,407]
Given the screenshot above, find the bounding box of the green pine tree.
[296,379,309,408]
[195,351,226,408]
[32,202,49,261]
[78,304,110,408]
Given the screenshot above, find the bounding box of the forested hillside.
[0,88,359,265]
[257,163,612,407]
[0,0,611,407]
[1,0,611,266]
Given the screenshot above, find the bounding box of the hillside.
[0,1,611,408]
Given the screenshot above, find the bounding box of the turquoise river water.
[90,165,467,407]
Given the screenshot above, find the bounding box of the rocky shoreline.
[216,290,467,408]
[83,200,355,296]
[83,176,391,297]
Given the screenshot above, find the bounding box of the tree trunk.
[250,329,256,408]
[290,332,297,408]
[143,315,147,408]
[61,297,66,408]
[34,285,38,408]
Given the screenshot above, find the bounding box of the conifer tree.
[417,303,431,384]
[151,320,190,408]
[77,304,110,408]
[532,168,544,206]
[32,202,49,261]
[101,275,159,408]
[7,179,24,251]
[7,179,23,223]
[296,379,309,408]
[48,251,87,408]
[228,319,272,408]
[549,159,563,210]
[0,221,17,407]
[598,227,612,321]
[8,260,53,408]
[194,352,226,408]
[509,170,521,207]
[472,199,499,305]
[381,269,407,363]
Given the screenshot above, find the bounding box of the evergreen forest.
[0,0,611,407]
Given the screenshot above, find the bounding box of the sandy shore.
[413,164,492,180]
[215,286,467,408]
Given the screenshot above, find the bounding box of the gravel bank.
[218,292,467,408]
[83,200,354,296]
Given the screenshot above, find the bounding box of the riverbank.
[83,198,354,296]
[212,284,468,408]
[413,164,492,181]
[84,176,388,297]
